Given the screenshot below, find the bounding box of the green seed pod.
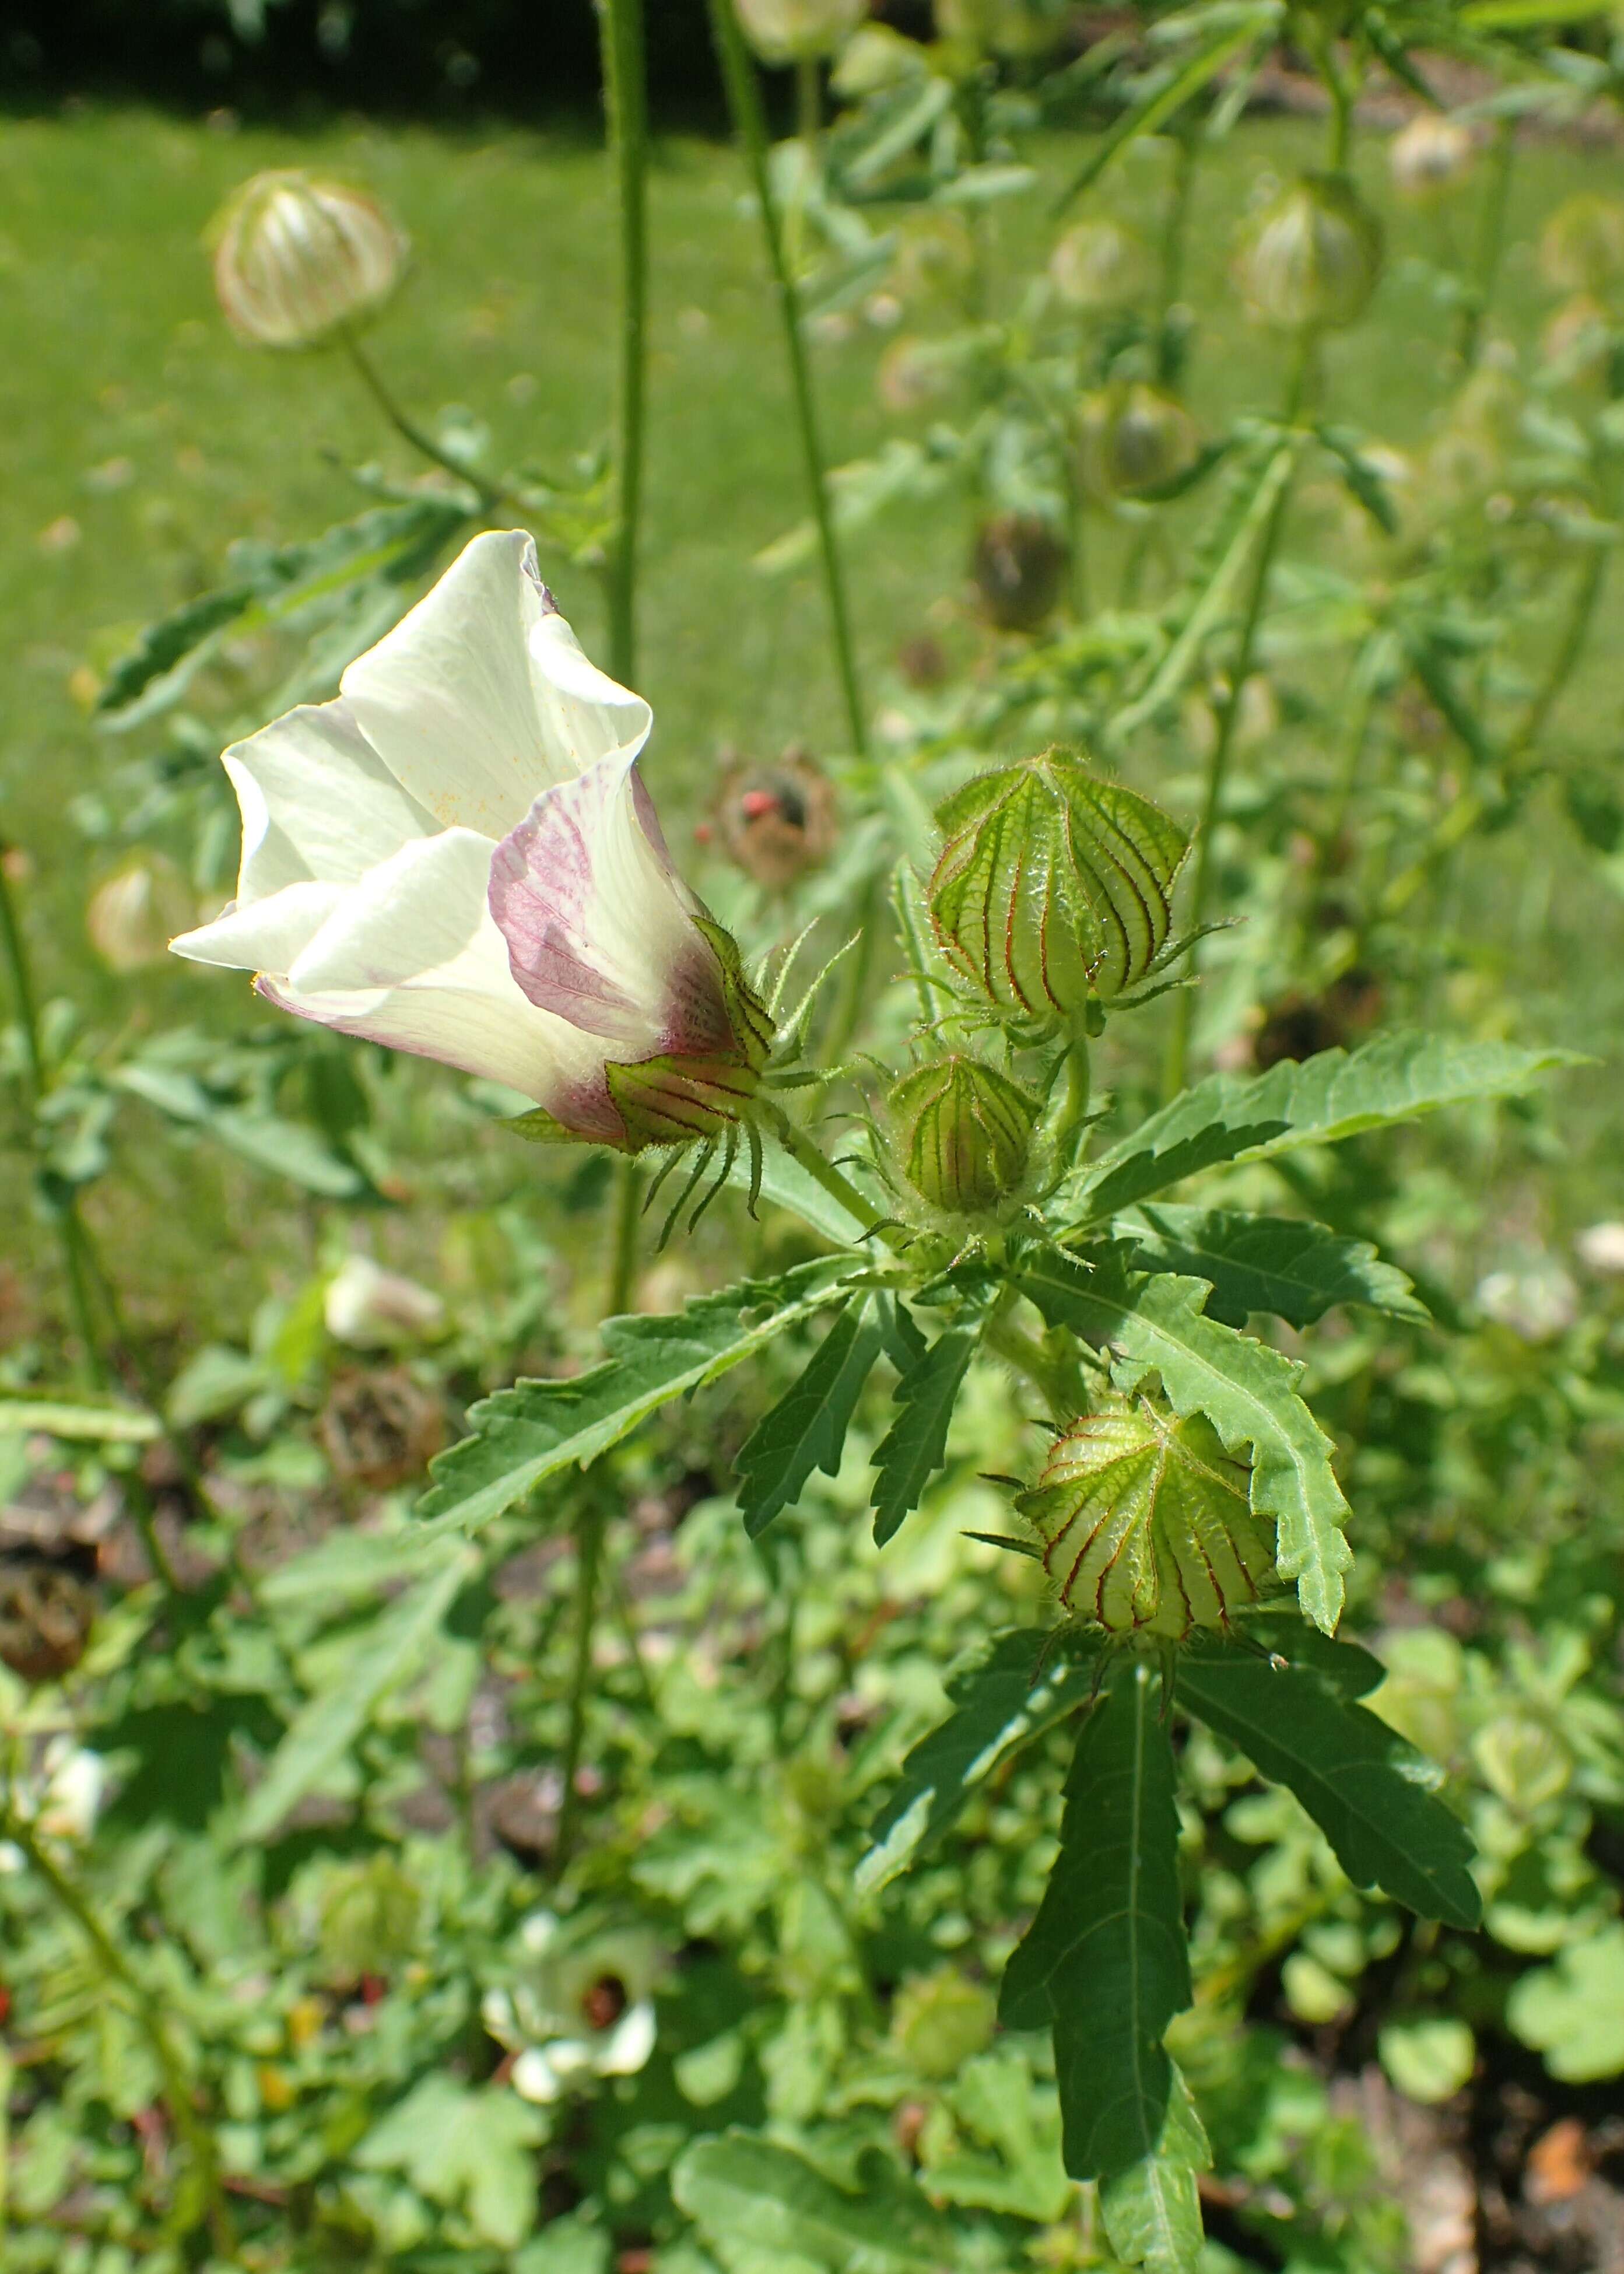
[1539,193,1624,298]
[928,748,1187,1022]
[889,1056,1039,1215]
[1017,1393,1276,1639]
[735,0,865,62]
[1048,219,1151,311]
[970,510,1068,632]
[1234,172,1384,332]
[1077,382,1201,503]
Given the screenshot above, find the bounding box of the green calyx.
[1018,1392,1278,1641]
[889,1055,1040,1217]
[928,748,1188,1025]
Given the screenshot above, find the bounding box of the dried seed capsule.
[888,1055,1039,1215]
[211,170,408,349]
[970,511,1068,632]
[1018,1394,1276,1639]
[320,1366,446,1491]
[1076,382,1201,503]
[1234,172,1384,333]
[712,747,837,890]
[0,1561,94,1684]
[928,747,1187,1022]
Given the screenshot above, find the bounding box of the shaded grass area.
[1,105,1621,1341]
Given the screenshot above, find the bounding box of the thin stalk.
[554,1491,608,1872]
[608,1140,644,1316]
[708,0,869,758]
[3,1812,237,2261]
[1159,128,1198,337]
[1509,544,1608,761]
[762,1098,897,1247]
[1162,335,1313,1101]
[0,852,45,1099]
[1456,117,1514,373]
[339,329,514,514]
[796,52,821,163]
[1292,642,1383,958]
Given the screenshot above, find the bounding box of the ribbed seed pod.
[211,170,408,349]
[1234,172,1383,332]
[1048,219,1151,311]
[1077,383,1201,503]
[889,1056,1039,1215]
[1018,1394,1276,1639]
[928,748,1187,1022]
[970,511,1068,632]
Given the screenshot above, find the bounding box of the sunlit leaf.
[736,1295,884,1537]
[1114,1205,1428,1327]
[870,1323,977,1545]
[672,2130,953,2273]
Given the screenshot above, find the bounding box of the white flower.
[509,2002,658,2105]
[171,531,770,1152]
[1475,1262,1579,1344]
[0,1740,106,1870]
[324,1255,446,1347]
[1389,117,1474,200]
[1576,1221,1624,1276]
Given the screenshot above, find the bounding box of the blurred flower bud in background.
[1475,1259,1579,1344]
[888,1055,1039,1215]
[86,854,195,972]
[876,334,962,414]
[324,1254,446,1349]
[935,0,1069,59]
[1538,193,1624,299]
[1077,381,1200,503]
[970,510,1068,631]
[320,1366,446,1490]
[1576,1221,1624,1275]
[1047,218,1151,311]
[710,747,837,891]
[830,22,923,95]
[1388,115,1475,201]
[210,169,408,349]
[889,215,976,309]
[1541,293,1611,390]
[735,0,865,64]
[1234,173,1384,332]
[889,1965,997,2078]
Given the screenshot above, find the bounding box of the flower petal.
[341,530,651,838]
[224,696,438,903]
[489,755,729,1057]
[170,880,344,974]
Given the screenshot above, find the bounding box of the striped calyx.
[889,1056,1039,1216]
[1017,1394,1276,1640]
[927,749,1187,1024]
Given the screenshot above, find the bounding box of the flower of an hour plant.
[482,1912,660,2107]
[210,170,409,349]
[0,1740,106,1871]
[324,1255,446,1348]
[170,531,772,1153]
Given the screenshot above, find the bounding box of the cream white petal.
[225,696,438,904]
[341,530,651,839]
[170,880,344,973]
[600,2002,657,2077]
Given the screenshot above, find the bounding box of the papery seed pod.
[1017,1393,1276,1639]
[320,1366,446,1491]
[86,856,195,972]
[935,0,1069,58]
[1539,193,1624,297]
[1048,219,1152,311]
[888,1056,1039,1215]
[210,170,408,349]
[970,511,1068,632]
[929,747,1187,1021]
[713,747,837,891]
[1076,382,1201,503]
[0,1561,94,1684]
[1234,172,1384,332]
[735,0,865,62]
[1388,116,1475,200]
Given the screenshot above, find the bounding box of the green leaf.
[1001,1658,1190,2181]
[111,1064,370,1200]
[1098,2068,1212,2274]
[870,1324,976,1546]
[1318,423,1399,534]
[1072,1033,1582,1224]
[1177,1630,1481,1928]
[0,1396,159,1443]
[1053,9,1278,216]
[671,2131,953,2274]
[356,2075,546,2250]
[857,1625,1106,1895]
[1018,1247,1353,1633]
[1116,1206,1428,1329]
[237,1544,473,1840]
[419,1259,858,1534]
[735,1297,884,1538]
[1506,1926,1624,2082]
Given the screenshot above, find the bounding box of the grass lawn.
[1,101,1621,1332]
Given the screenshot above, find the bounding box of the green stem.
[597,0,650,692]
[555,1491,608,1872]
[1294,641,1383,956]
[1162,337,1312,1101]
[762,1098,896,1247]
[983,1297,1083,1421]
[608,1146,644,1316]
[1158,129,1198,356]
[1509,544,1609,761]
[0,850,45,1102]
[3,1812,237,2260]
[708,0,868,758]
[796,52,821,162]
[339,329,513,514]
[1456,117,1514,374]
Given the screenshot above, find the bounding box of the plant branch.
[339,328,514,514]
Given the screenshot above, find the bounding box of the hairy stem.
[555,1490,608,1872]
[339,328,512,513]
[762,1098,895,1246]
[708,0,869,758]
[598,0,649,692]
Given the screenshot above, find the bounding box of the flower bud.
[888,1056,1039,1215]
[318,1855,422,1986]
[970,510,1068,632]
[1018,1393,1276,1639]
[1234,172,1383,332]
[1076,382,1201,503]
[1539,194,1624,297]
[1047,218,1151,311]
[1388,115,1474,200]
[324,1255,446,1349]
[86,856,194,972]
[928,748,1187,1022]
[735,0,865,63]
[210,170,408,349]
[711,747,837,891]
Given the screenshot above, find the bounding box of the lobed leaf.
[1178,1629,1482,1927]
[736,1295,884,1538]
[1115,1204,1428,1328]
[870,1324,977,1546]
[419,1258,860,1534]
[857,1625,1106,1895]
[1001,1658,1190,2181]
[672,2131,953,2274]
[1018,1246,1353,1632]
[1098,2068,1212,2274]
[1072,1032,1581,1223]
